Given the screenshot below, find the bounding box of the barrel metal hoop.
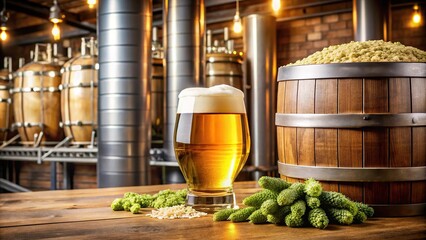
[13,71,60,78]
[370,203,426,217]
[12,122,44,128]
[0,85,10,90]
[277,62,426,81]
[61,63,99,73]
[277,162,426,182]
[59,82,98,90]
[0,76,12,81]
[275,113,426,128]
[60,121,97,127]
[11,87,60,93]
[0,98,11,103]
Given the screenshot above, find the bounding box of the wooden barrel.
[60,55,98,145]
[276,62,426,217]
[151,57,163,144]
[206,53,243,90]
[12,62,63,144]
[0,68,14,142]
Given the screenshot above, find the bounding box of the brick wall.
[391,6,426,49]
[276,12,354,66]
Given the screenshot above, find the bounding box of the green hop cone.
[354,202,374,218]
[229,207,257,222]
[267,206,291,225]
[306,195,321,209]
[248,209,268,224]
[320,191,352,209]
[213,208,238,221]
[326,208,354,225]
[347,201,359,216]
[130,204,141,214]
[243,189,278,208]
[123,192,139,199]
[308,208,329,229]
[258,176,291,193]
[260,199,280,216]
[353,211,367,224]
[111,198,124,211]
[277,183,305,206]
[304,178,323,197]
[285,212,305,228]
[290,200,307,217]
[122,199,132,211]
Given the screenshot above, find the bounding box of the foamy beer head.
[177,84,246,114]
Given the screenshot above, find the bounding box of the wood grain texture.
[314,79,338,191]
[0,182,425,240]
[277,82,286,180]
[389,78,411,204]
[337,79,363,201]
[411,77,426,204]
[296,80,315,168]
[363,78,389,205]
[283,81,298,182]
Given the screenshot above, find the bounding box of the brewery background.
[0,0,425,192]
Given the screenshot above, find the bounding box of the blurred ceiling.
[0,0,421,46]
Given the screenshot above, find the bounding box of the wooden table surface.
[0,181,425,240]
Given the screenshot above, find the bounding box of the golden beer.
[174,85,250,210]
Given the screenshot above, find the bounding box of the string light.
[87,0,96,9]
[272,0,281,12]
[412,4,421,24]
[233,0,242,33]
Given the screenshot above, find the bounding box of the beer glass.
[174,84,250,212]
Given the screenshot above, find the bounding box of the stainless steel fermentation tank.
[162,0,205,183]
[243,14,277,179]
[353,0,390,41]
[151,57,163,145]
[98,0,152,187]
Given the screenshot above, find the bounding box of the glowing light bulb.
[412,4,421,24]
[272,0,281,12]
[233,13,242,33]
[87,0,96,9]
[0,29,7,41]
[413,12,421,24]
[52,23,61,41]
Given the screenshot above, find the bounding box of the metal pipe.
[243,14,277,180]
[353,0,390,41]
[98,0,152,187]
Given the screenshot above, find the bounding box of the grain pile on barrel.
[287,40,426,65]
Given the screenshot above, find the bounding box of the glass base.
[186,192,237,213]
